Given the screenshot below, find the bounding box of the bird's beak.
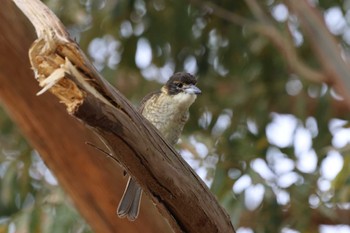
[184,84,202,95]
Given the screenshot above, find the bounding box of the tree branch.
[239,206,350,228]
[285,0,350,107]
[11,0,235,232]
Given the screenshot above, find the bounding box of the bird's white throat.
[172,92,197,109]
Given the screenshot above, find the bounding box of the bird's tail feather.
[117,177,142,221]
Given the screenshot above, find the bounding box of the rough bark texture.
[4,0,236,233]
[0,1,172,233]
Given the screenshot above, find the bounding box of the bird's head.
[161,72,201,107]
[164,72,201,96]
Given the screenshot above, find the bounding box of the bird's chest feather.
[142,93,196,145]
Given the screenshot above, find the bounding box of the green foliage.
[2,0,350,232]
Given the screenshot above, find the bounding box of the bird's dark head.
[164,72,201,96]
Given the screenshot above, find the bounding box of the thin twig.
[85,141,121,164]
[189,0,252,26]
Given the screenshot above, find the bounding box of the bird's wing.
[138,90,161,113]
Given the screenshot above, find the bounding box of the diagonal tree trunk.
[0,1,172,233]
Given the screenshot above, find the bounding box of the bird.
[117,72,201,221]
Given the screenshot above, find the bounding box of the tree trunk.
[0,1,172,233]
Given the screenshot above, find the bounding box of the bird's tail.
[117,177,142,221]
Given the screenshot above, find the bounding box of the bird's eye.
[176,83,183,88]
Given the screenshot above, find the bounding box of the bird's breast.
[142,93,195,145]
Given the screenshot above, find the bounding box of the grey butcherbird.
[117,72,201,221]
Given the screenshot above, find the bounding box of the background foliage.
[1,0,350,232]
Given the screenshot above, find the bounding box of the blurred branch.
[189,0,327,84]
[239,206,350,228]
[189,0,251,27]
[11,0,235,232]
[271,92,350,118]
[251,24,327,83]
[245,0,327,83]
[285,0,350,107]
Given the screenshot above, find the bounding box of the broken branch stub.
[13,0,116,110]
[30,38,113,111]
